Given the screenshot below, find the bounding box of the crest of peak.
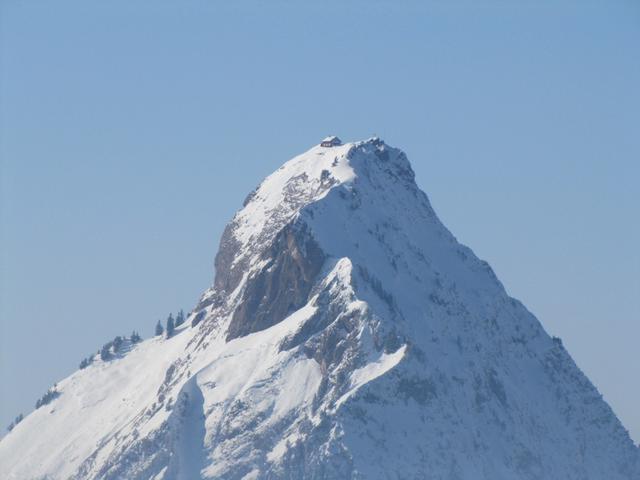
[352,136,389,148]
[316,136,388,149]
[344,136,384,145]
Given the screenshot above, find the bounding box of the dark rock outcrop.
[226,222,326,340]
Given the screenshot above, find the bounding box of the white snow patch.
[335,345,407,410]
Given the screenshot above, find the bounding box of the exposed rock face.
[212,221,245,295]
[227,223,325,340]
[1,138,638,480]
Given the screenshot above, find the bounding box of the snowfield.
[1,138,638,479]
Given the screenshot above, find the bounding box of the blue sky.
[1,0,638,441]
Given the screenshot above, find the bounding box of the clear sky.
[1,0,638,442]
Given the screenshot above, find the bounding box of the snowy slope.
[1,138,638,480]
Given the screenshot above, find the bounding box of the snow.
[229,142,355,269]
[1,137,638,480]
[335,344,407,410]
[0,331,196,479]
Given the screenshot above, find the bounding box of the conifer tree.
[112,336,123,352]
[35,387,59,409]
[100,343,112,361]
[155,320,164,336]
[175,309,185,327]
[166,314,175,338]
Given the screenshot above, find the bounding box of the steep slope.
[1,138,638,480]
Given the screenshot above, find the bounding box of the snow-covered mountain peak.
[204,136,496,343]
[2,138,638,480]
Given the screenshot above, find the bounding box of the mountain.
[1,138,638,480]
